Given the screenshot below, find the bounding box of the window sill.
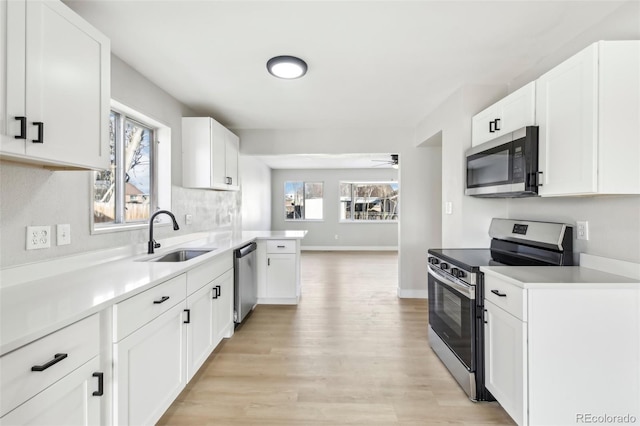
[91,221,172,235]
[338,220,399,224]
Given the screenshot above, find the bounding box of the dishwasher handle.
[235,242,257,258]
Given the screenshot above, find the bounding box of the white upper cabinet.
[536,41,640,196]
[182,117,240,191]
[471,81,536,146]
[0,0,110,170]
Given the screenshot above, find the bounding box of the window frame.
[338,181,399,223]
[284,181,325,222]
[90,100,171,234]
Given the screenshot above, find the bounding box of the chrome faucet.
[148,210,180,254]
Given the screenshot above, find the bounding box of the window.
[92,101,171,232]
[339,181,399,221]
[284,181,324,220]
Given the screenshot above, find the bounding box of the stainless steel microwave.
[465,126,539,198]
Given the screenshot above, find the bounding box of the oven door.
[428,265,476,370]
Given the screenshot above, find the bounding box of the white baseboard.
[257,297,299,305]
[302,246,398,251]
[397,287,428,299]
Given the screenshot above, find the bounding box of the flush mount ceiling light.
[267,55,308,79]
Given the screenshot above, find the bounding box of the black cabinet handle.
[489,120,495,133]
[15,117,27,139]
[92,372,104,396]
[32,122,44,143]
[184,309,191,324]
[153,296,170,304]
[268,258,270,266]
[225,177,232,185]
[31,353,67,372]
[277,245,285,248]
[491,289,507,297]
[494,118,501,131]
[483,309,488,324]
[216,285,221,297]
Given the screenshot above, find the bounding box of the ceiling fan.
[372,154,399,168]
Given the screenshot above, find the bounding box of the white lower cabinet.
[257,239,301,304]
[484,274,640,425]
[0,313,105,426]
[0,356,102,426]
[114,302,187,426]
[185,283,215,382]
[266,254,297,299]
[484,299,527,426]
[113,255,235,425]
[212,269,234,345]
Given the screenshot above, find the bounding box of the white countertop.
[0,230,307,356]
[481,265,640,289]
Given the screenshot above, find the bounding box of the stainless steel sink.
[149,249,214,262]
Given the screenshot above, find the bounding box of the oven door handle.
[428,265,475,299]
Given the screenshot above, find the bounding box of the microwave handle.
[528,171,544,187]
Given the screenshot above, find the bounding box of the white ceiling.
[65,0,630,132]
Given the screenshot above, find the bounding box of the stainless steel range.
[427,218,573,401]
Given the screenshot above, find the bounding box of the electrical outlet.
[26,226,51,250]
[57,224,71,246]
[576,221,589,241]
[334,234,339,240]
[185,214,193,225]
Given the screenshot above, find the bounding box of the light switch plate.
[26,226,51,250]
[57,224,71,245]
[445,202,453,215]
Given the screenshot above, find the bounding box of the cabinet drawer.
[266,240,296,254]
[0,314,100,417]
[186,253,233,295]
[484,275,527,321]
[114,274,186,342]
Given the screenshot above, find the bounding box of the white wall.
[0,55,240,267]
[415,85,509,249]
[240,155,271,231]
[237,127,442,296]
[270,168,399,248]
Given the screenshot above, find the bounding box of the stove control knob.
[456,269,466,279]
[451,267,459,276]
[429,257,440,265]
[440,262,449,270]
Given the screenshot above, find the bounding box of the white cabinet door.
[211,120,227,188]
[471,82,535,147]
[536,43,598,196]
[0,0,26,155]
[182,117,239,191]
[1,0,110,170]
[213,269,234,344]
[185,283,215,382]
[499,81,535,136]
[484,300,527,426]
[471,104,500,147]
[224,129,239,188]
[0,357,102,426]
[114,303,187,426]
[266,254,297,299]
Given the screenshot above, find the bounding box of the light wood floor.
[158,251,515,425]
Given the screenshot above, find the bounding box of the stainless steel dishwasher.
[234,242,257,324]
